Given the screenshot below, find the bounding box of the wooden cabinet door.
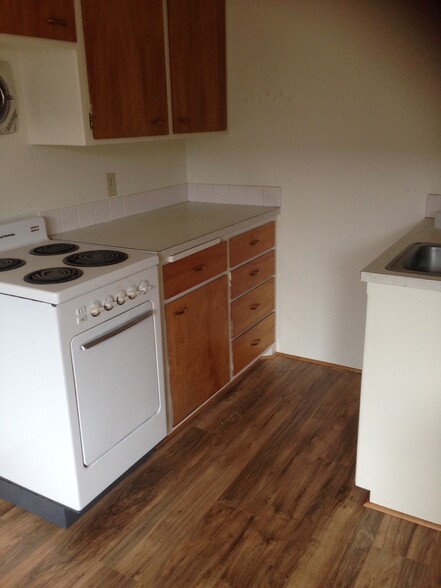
[0,0,76,41]
[81,0,169,139]
[167,0,227,134]
[165,276,230,426]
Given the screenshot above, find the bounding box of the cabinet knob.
[178,117,191,124]
[174,306,189,316]
[151,117,165,126]
[249,239,260,246]
[251,338,261,346]
[250,303,260,311]
[192,264,206,272]
[45,17,68,26]
[249,269,260,277]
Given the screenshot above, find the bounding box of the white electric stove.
[0,217,167,526]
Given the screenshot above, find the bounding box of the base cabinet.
[356,282,441,525]
[163,222,276,427]
[229,222,276,375]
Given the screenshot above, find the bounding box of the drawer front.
[229,222,275,268]
[232,313,275,375]
[231,250,275,299]
[163,241,227,299]
[231,278,275,339]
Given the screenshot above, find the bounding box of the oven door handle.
[80,310,153,351]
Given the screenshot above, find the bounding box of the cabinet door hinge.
[89,112,94,129]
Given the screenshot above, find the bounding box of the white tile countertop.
[54,202,280,261]
[362,218,441,291]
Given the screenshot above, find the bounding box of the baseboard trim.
[365,501,441,531]
[275,352,362,374]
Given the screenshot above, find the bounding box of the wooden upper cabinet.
[167,0,227,134]
[81,0,169,139]
[0,0,76,41]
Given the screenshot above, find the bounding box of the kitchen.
[0,0,440,585]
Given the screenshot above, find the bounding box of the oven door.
[70,301,160,466]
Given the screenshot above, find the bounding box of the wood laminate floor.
[0,356,439,587]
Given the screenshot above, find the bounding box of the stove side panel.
[0,294,82,508]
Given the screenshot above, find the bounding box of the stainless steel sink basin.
[386,242,441,275]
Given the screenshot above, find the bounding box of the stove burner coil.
[0,258,25,271]
[30,243,80,256]
[64,250,129,267]
[24,267,83,284]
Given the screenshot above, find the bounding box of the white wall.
[185,0,441,368]
[0,49,187,220]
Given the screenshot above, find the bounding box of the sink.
[386,242,441,275]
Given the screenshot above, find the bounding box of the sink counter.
[55,202,280,262]
[362,218,441,291]
[357,217,441,526]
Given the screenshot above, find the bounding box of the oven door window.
[70,302,160,466]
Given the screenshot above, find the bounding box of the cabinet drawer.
[229,222,275,268]
[232,313,275,375]
[231,278,275,339]
[231,250,275,299]
[163,241,227,299]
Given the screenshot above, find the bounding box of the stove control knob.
[104,295,116,310]
[116,290,127,305]
[138,280,152,294]
[90,301,103,317]
[126,284,139,299]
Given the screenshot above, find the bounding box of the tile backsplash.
[41,183,281,235]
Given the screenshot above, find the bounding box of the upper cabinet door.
[167,0,227,134]
[0,0,76,41]
[81,0,169,139]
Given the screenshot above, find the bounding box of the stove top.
[0,217,158,304]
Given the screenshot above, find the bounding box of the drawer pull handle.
[193,264,207,272]
[45,17,68,26]
[174,307,188,316]
[251,338,261,346]
[151,117,165,126]
[249,269,260,277]
[250,303,260,310]
[249,239,260,246]
[178,117,191,124]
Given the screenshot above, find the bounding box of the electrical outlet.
[106,172,117,197]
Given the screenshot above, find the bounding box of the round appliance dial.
[90,300,103,317]
[126,284,139,299]
[116,290,127,305]
[104,295,115,310]
[138,280,152,294]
